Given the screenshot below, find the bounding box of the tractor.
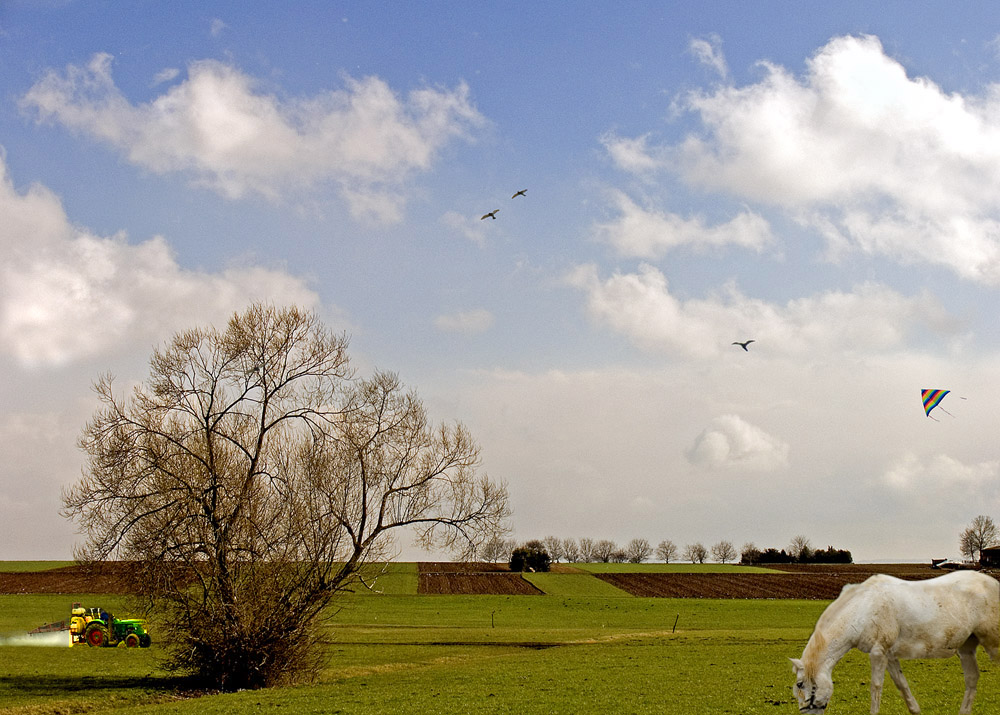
[68,603,151,648]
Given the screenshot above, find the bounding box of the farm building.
[979,546,1000,568]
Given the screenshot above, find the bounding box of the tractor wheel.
[84,623,107,647]
[124,633,140,648]
[139,634,151,648]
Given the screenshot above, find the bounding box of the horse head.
[790,657,833,714]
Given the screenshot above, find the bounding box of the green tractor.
[69,603,151,648]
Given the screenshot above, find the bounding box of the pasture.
[0,564,997,714]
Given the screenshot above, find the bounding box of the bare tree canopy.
[655,539,677,563]
[710,540,736,564]
[63,304,509,690]
[683,542,708,564]
[960,515,999,562]
[625,538,652,563]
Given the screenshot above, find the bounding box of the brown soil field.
[0,563,142,594]
[592,572,921,599]
[417,572,542,595]
[417,562,542,595]
[4,561,983,598]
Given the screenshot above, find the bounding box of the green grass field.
[1,567,997,714]
[0,560,74,572]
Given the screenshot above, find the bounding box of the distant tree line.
[740,541,853,565]
[479,534,851,568]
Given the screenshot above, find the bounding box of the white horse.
[791,570,999,714]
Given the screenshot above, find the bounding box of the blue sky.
[4,2,1000,561]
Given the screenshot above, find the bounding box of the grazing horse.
[791,570,999,714]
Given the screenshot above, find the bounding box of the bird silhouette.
[480,209,499,220]
[732,340,755,351]
[512,189,527,199]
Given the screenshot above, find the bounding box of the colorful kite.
[921,389,951,419]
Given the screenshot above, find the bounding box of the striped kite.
[921,389,951,419]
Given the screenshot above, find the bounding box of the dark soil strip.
[417,572,542,595]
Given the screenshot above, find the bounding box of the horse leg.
[958,638,980,715]
[886,658,920,714]
[869,651,887,715]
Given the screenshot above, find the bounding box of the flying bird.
[512,189,527,199]
[480,209,499,220]
[732,340,755,351]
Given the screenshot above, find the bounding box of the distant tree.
[655,539,678,563]
[542,535,564,563]
[740,542,762,565]
[788,535,813,562]
[479,535,510,563]
[509,540,551,572]
[711,540,737,564]
[810,546,853,564]
[578,537,596,562]
[625,538,652,564]
[961,515,999,562]
[594,539,618,563]
[562,538,580,563]
[683,542,708,564]
[610,548,627,563]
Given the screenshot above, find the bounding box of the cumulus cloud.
[20,53,485,222]
[686,414,789,470]
[612,35,1000,283]
[883,453,1000,491]
[433,309,494,335]
[601,132,667,174]
[566,262,955,359]
[0,151,319,367]
[594,189,774,257]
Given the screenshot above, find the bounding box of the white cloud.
[434,309,494,335]
[595,189,774,258]
[151,67,180,86]
[210,18,227,37]
[20,53,485,223]
[0,151,320,367]
[883,453,999,491]
[601,132,667,174]
[441,210,488,246]
[566,263,954,359]
[664,34,1000,283]
[689,34,728,79]
[686,414,789,471]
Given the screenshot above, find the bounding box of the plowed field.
[3,561,975,598]
[417,562,542,595]
[593,572,932,599]
[0,563,141,594]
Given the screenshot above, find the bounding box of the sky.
[3,2,1000,563]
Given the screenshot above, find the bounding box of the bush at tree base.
[510,540,551,572]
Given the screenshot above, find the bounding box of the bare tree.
[960,515,999,562]
[710,540,737,564]
[63,305,510,690]
[655,539,677,563]
[625,538,652,563]
[479,535,512,563]
[788,535,813,562]
[683,542,708,564]
[578,537,596,562]
[594,539,618,563]
[562,538,580,563]
[542,535,564,563]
